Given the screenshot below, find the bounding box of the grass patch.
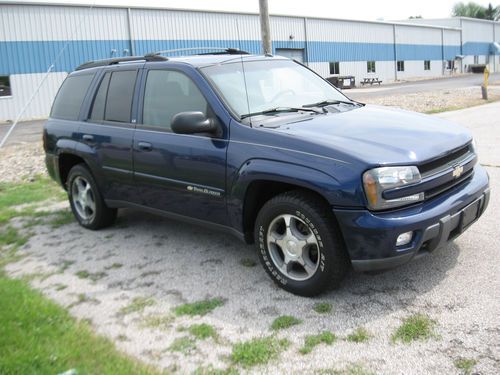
[454,358,477,375]
[174,298,224,317]
[188,323,217,340]
[0,272,158,375]
[270,315,302,330]
[168,337,196,354]
[345,327,370,343]
[140,314,174,330]
[231,336,289,368]
[300,331,336,354]
[75,270,107,282]
[193,365,239,375]
[392,314,435,343]
[313,302,332,314]
[105,263,123,270]
[119,297,156,315]
[48,210,74,228]
[239,258,257,267]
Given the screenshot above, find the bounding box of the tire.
[67,164,117,230]
[255,191,349,296]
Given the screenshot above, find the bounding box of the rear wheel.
[255,191,349,296]
[67,164,117,230]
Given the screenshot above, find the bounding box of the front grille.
[419,144,473,178]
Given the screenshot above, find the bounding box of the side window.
[104,70,137,123]
[89,72,111,122]
[142,70,208,131]
[51,73,94,121]
[0,76,12,97]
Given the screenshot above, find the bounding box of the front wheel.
[67,164,117,230]
[255,191,349,296]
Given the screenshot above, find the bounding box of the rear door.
[78,67,139,202]
[133,67,229,224]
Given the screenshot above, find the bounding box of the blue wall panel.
[0,39,464,75]
[463,42,494,55]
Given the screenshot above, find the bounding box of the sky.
[4,0,497,21]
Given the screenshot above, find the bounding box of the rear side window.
[89,72,111,122]
[104,70,137,123]
[51,73,94,120]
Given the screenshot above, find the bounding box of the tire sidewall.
[256,201,336,295]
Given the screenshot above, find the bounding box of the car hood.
[275,104,472,165]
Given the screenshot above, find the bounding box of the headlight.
[470,139,477,155]
[363,166,424,210]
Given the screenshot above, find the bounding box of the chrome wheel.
[71,176,96,221]
[267,214,320,281]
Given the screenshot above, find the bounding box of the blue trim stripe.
[463,41,499,55]
[0,39,467,75]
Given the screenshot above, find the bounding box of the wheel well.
[242,180,331,243]
[58,153,85,188]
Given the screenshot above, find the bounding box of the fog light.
[396,231,413,247]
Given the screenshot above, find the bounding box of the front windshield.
[201,59,350,118]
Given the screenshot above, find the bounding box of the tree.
[452,2,499,20]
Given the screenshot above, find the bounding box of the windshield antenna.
[235,17,253,128]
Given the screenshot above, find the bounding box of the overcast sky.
[5,0,497,21]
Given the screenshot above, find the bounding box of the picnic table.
[360,77,382,86]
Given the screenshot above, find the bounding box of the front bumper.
[334,165,490,272]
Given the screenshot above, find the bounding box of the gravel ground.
[2,102,500,374]
[0,142,46,183]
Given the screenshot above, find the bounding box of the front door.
[132,68,228,225]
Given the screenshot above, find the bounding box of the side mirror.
[171,111,218,135]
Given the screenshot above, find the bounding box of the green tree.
[452,2,499,20]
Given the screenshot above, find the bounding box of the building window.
[397,61,405,72]
[474,56,479,64]
[424,60,431,70]
[329,62,340,75]
[367,61,376,73]
[447,60,455,70]
[0,76,12,97]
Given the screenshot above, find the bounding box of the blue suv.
[44,49,490,296]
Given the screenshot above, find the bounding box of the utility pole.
[259,0,272,55]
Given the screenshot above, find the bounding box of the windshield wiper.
[240,106,322,119]
[302,99,360,108]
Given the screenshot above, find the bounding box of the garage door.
[275,48,305,63]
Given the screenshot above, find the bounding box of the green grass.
[105,263,123,270]
[173,298,224,316]
[300,331,336,354]
[313,302,332,314]
[75,270,107,282]
[48,209,74,228]
[119,297,156,315]
[0,176,66,224]
[231,336,289,368]
[391,314,435,343]
[239,258,257,267]
[193,365,239,375]
[188,323,218,340]
[140,314,174,330]
[168,337,196,354]
[454,358,477,375]
[345,327,370,343]
[0,272,159,375]
[270,315,302,330]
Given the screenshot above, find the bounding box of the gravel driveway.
[4,103,500,374]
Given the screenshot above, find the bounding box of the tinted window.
[0,76,12,97]
[51,73,94,120]
[89,72,111,122]
[143,70,208,130]
[105,70,137,123]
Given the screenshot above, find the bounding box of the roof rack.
[75,55,167,71]
[144,47,250,58]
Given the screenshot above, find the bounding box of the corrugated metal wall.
[0,4,497,122]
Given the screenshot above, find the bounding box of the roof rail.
[75,55,167,71]
[144,47,250,58]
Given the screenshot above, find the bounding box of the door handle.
[137,141,153,151]
[82,134,94,142]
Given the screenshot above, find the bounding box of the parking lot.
[4,102,500,374]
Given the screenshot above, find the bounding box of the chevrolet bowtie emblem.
[452,165,464,178]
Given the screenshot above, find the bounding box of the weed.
[240,258,257,267]
[193,365,239,375]
[168,337,196,354]
[392,314,435,343]
[174,298,224,316]
[54,283,68,291]
[454,358,477,375]
[75,270,107,282]
[119,297,156,315]
[300,331,336,354]
[49,210,74,228]
[231,336,289,368]
[188,323,217,340]
[270,315,302,330]
[313,302,332,314]
[140,314,174,330]
[105,263,123,270]
[346,327,370,343]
